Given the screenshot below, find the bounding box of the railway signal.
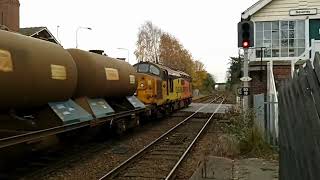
[238,20,254,48]
[237,20,254,111]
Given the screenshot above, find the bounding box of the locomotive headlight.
[140,83,144,87]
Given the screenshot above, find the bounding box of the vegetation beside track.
[222,108,276,159]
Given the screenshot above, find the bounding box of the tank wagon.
[68,49,137,98]
[0,30,145,148]
[0,29,78,131]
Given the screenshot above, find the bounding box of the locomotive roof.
[136,62,191,79]
[156,63,181,77]
[176,70,190,77]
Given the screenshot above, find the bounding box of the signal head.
[238,20,254,48]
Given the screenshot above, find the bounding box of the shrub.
[223,108,275,159]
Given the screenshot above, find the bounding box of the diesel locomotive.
[0,29,192,165]
[134,62,192,114]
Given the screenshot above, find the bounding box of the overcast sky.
[20,0,257,83]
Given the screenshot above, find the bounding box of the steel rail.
[165,98,225,180]
[99,95,222,180]
[0,108,145,149]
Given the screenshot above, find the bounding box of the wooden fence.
[278,52,320,180]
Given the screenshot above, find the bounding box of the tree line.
[226,56,242,93]
[134,21,215,94]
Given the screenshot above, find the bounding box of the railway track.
[100,95,225,180]
[192,94,216,103]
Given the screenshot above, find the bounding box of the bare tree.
[194,60,205,71]
[134,21,162,63]
[159,32,194,74]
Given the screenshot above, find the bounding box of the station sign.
[238,87,250,96]
[289,8,317,16]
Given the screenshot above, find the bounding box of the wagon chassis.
[0,108,146,149]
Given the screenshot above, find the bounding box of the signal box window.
[255,20,305,58]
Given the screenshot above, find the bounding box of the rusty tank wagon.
[0,30,144,135]
[0,30,78,110]
[67,49,137,98]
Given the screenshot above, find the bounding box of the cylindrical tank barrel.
[0,30,78,110]
[67,49,137,98]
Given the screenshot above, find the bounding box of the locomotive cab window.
[150,65,160,76]
[137,64,149,73]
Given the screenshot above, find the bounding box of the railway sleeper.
[156,144,188,149]
[144,155,180,161]
[152,147,185,152]
[125,169,171,176]
[132,160,176,168]
[128,163,173,171]
[122,171,167,179]
[149,151,182,156]
[126,164,172,172]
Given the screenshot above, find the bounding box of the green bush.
[223,108,275,159]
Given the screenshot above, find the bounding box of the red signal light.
[242,41,250,48]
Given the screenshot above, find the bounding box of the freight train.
[0,29,192,159]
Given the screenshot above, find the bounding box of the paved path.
[233,158,278,180]
[190,156,278,180]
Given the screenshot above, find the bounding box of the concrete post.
[243,48,249,111]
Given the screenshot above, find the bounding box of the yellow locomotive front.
[134,62,192,112]
[134,63,167,106]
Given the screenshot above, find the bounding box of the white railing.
[267,61,278,145]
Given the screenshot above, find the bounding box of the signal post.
[243,48,249,111]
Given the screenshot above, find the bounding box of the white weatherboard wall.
[246,0,320,62]
[252,0,320,21]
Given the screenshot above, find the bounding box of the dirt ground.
[177,114,279,180]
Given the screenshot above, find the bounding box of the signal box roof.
[241,0,272,19]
